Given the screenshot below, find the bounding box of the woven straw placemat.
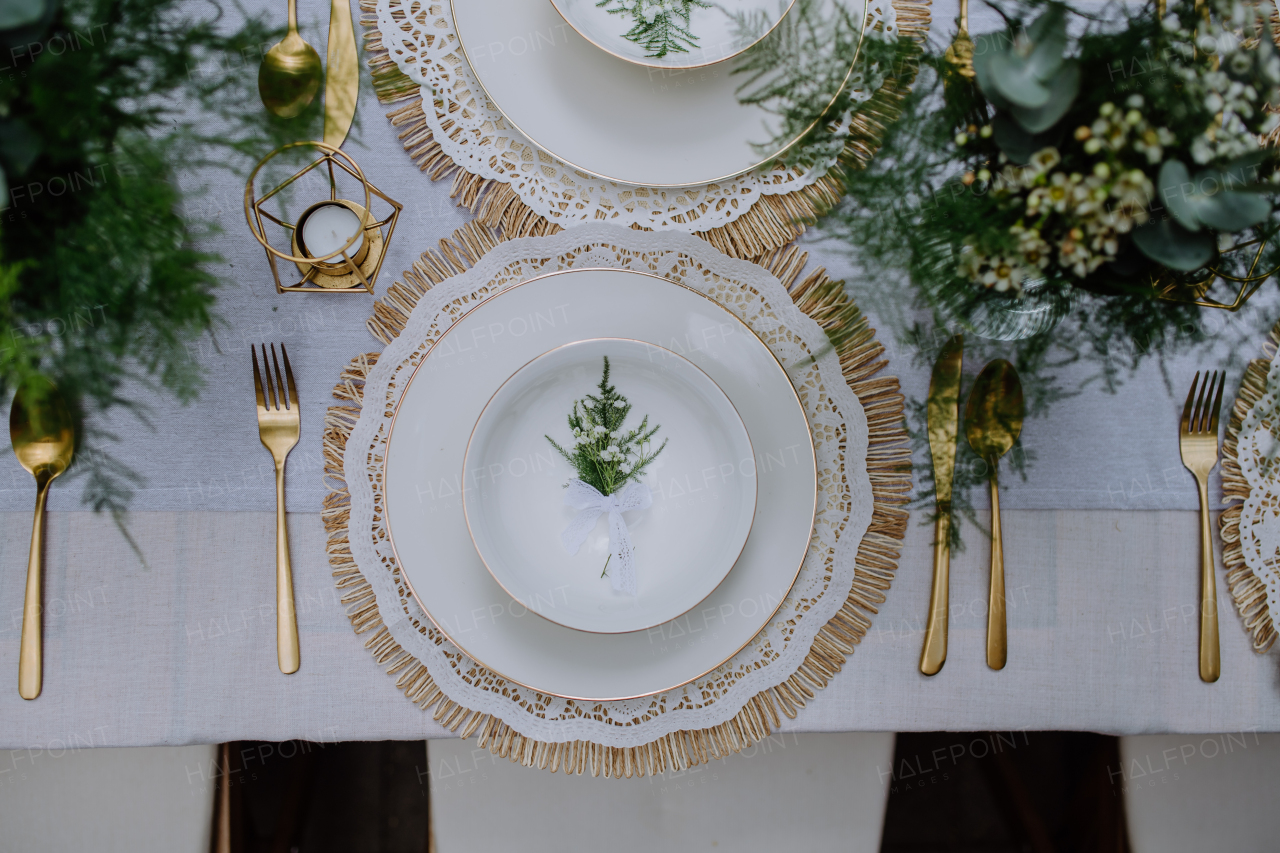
[359,0,929,262]
[320,222,910,776]
[1220,319,1280,652]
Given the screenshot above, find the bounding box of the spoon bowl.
[964,359,1024,672]
[9,378,76,700]
[965,360,1024,462]
[258,0,322,119]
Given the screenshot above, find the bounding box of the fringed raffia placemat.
[1220,318,1280,653]
[359,0,929,262]
[320,221,910,776]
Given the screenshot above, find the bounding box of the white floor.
[0,744,216,853]
[427,731,896,853]
[1122,733,1280,853]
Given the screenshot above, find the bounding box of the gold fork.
[252,343,301,674]
[1179,370,1225,684]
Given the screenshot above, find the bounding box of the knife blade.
[920,333,963,676]
[323,0,359,149]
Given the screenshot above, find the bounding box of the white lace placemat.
[324,223,909,774]
[361,0,930,256]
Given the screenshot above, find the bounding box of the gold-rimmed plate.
[450,0,867,188]
[462,337,757,634]
[383,268,816,702]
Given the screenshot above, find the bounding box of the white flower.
[606,445,620,455]
[613,400,625,408]
[593,425,607,434]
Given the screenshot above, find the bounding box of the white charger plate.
[548,0,797,70]
[463,337,756,634]
[383,269,816,700]
[450,0,866,187]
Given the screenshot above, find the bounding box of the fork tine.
[1193,370,1212,433]
[280,343,299,412]
[1181,371,1200,432]
[1208,370,1226,435]
[251,345,267,411]
[270,343,288,410]
[261,344,278,410]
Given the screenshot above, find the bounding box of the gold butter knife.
[323,0,359,149]
[920,334,963,676]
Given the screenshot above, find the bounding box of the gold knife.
[323,0,359,149]
[920,334,963,676]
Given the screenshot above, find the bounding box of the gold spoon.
[943,0,975,80]
[9,378,75,700]
[964,359,1024,671]
[258,0,322,119]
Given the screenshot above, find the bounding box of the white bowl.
[463,337,756,634]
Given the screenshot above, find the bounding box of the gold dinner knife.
[920,334,963,676]
[323,0,359,149]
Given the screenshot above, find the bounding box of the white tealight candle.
[300,202,364,259]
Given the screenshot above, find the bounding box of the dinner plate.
[384,269,816,700]
[548,0,797,70]
[450,0,866,187]
[463,337,756,634]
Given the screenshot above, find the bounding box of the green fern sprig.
[547,357,667,496]
[596,0,711,58]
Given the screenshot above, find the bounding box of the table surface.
[2,0,1279,748]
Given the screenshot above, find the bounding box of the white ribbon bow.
[559,478,652,596]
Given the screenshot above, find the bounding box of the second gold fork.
[253,343,301,674]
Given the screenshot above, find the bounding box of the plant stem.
[600,554,611,578]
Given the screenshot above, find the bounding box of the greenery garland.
[0,0,323,511]
[742,0,1280,538]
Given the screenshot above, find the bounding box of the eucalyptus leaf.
[992,113,1042,164]
[972,47,1012,112]
[0,0,42,30]
[1132,217,1216,271]
[1157,160,1200,231]
[0,119,40,176]
[1189,186,1271,232]
[1024,7,1067,80]
[1010,61,1079,133]
[990,51,1052,109]
[1024,3,1065,44]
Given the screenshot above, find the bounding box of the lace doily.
[371,0,898,232]
[1233,353,1280,645]
[340,224,873,748]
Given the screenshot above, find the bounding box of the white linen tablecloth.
[0,508,1275,748]
[1,0,1279,747]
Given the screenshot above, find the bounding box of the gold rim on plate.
[381,267,817,702]
[460,336,760,635]
[448,0,869,189]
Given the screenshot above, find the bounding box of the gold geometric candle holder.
[244,140,402,293]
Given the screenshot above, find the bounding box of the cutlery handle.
[1197,477,1219,683]
[920,510,950,676]
[19,476,50,700]
[987,468,1006,670]
[275,463,300,674]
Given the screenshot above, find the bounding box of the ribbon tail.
[607,509,639,596]
[560,508,603,555]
